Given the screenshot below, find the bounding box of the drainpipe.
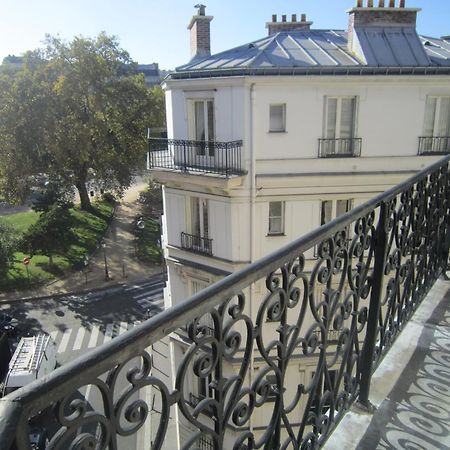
[248,81,256,435]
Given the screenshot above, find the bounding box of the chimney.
[266,13,313,35]
[188,4,213,60]
[347,0,421,61]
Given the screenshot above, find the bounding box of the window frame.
[269,104,287,133]
[323,96,358,140]
[187,197,209,238]
[423,96,450,137]
[268,201,285,236]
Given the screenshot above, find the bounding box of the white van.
[2,334,56,396]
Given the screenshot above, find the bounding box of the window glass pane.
[194,101,205,141]
[340,98,355,138]
[207,100,215,156]
[336,199,351,217]
[321,200,332,225]
[202,199,209,238]
[270,104,285,131]
[438,98,450,136]
[424,97,437,136]
[326,98,337,139]
[190,197,200,236]
[269,201,282,217]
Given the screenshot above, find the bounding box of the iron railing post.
[225,142,229,177]
[358,201,389,408]
[183,142,188,172]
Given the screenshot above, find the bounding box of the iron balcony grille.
[418,136,450,155]
[148,137,245,177]
[318,137,362,158]
[0,155,449,450]
[181,231,213,256]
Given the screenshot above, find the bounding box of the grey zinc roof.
[174,29,450,75]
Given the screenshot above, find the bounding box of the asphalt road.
[0,273,166,449]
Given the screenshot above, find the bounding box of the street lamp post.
[101,240,109,281]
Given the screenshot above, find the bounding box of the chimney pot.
[292,14,297,22]
[272,14,277,22]
[357,0,363,6]
[301,13,306,22]
[188,5,213,60]
[368,0,374,7]
[389,0,395,7]
[282,14,287,22]
[378,0,385,6]
[399,0,405,7]
[194,3,206,16]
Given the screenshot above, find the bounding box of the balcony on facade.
[418,136,450,155]
[181,231,213,256]
[318,138,362,158]
[148,137,245,177]
[0,155,448,450]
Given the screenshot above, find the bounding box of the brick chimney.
[348,0,421,61]
[188,4,213,60]
[266,13,313,36]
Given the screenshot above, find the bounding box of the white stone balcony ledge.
[325,278,450,450]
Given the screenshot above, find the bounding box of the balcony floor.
[324,278,450,450]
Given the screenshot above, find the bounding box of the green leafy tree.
[22,205,74,266]
[0,33,165,210]
[0,223,19,275]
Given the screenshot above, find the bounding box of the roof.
[172,29,450,78]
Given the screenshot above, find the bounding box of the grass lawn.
[0,202,114,291]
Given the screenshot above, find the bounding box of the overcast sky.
[0,0,448,70]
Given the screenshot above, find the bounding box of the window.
[422,96,450,153]
[190,99,215,156]
[325,97,357,140]
[424,97,450,137]
[322,97,359,156]
[269,104,286,132]
[320,199,353,225]
[189,197,209,238]
[268,201,285,235]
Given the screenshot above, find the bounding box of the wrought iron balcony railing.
[0,156,448,449]
[181,231,213,256]
[148,137,245,177]
[418,136,450,155]
[318,137,362,158]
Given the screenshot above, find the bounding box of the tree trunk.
[76,181,91,210]
[48,254,54,267]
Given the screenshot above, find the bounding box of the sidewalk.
[0,178,163,303]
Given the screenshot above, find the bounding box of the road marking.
[73,327,86,350]
[58,329,72,353]
[88,326,101,348]
[119,322,128,335]
[49,330,58,343]
[103,324,114,343]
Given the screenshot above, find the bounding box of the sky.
[0,0,448,70]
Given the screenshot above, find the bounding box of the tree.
[21,205,74,266]
[0,223,19,276]
[0,33,165,210]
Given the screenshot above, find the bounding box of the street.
[0,273,167,449]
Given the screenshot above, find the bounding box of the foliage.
[0,33,166,210]
[135,217,162,264]
[0,201,114,290]
[21,205,74,266]
[138,181,163,219]
[30,177,74,213]
[0,222,19,275]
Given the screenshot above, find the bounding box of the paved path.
[0,178,163,302]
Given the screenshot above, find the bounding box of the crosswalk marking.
[103,324,114,343]
[88,326,101,348]
[73,327,86,350]
[58,329,72,353]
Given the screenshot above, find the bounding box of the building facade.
[148,1,450,446]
